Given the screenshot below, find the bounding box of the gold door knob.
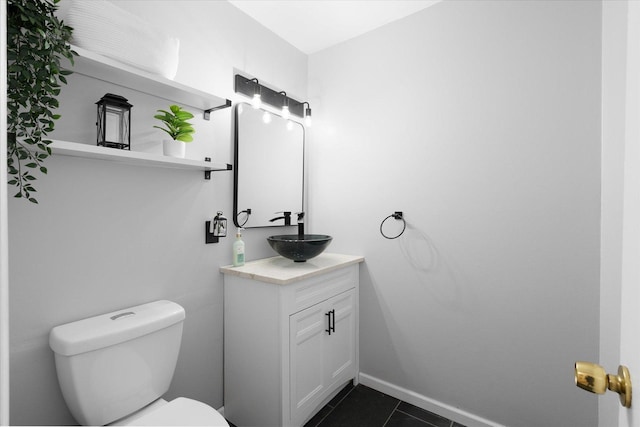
[575,361,632,408]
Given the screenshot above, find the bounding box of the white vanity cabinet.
[220,253,364,427]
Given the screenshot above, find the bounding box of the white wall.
[308,1,601,426]
[8,1,306,425]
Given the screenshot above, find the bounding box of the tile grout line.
[330,383,355,408]
[381,400,402,427]
[311,384,355,427]
[311,405,334,427]
[309,383,460,427]
[395,407,450,427]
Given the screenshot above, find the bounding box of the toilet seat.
[115,397,229,426]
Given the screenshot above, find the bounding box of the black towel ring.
[236,209,251,227]
[380,211,406,239]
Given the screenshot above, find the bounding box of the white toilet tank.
[49,300,186,426]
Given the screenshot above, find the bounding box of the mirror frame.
[233,103,305,228]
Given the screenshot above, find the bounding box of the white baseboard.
[358,373,505,427]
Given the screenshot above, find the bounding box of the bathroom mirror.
[234,103,304,228]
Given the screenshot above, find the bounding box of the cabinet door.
[324,289,356,391]
[290,289,356,425]
[290,303,327,423]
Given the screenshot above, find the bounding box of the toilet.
[49,300,229,426]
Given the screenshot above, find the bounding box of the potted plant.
[153,105,195,158]
[7,0,75,203]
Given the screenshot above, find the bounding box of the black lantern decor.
[96,93,132,150]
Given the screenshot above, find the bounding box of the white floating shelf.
[67,46,231,112]
[50,140,232,175]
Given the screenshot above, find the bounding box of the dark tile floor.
[304,383,466,427]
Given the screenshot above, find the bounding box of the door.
[290,302,326,423]
[599,1,640,426]
[290,288,356,425]
[617,1,640,425]
[324,290,356,391]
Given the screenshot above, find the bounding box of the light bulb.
[262,110,271,124]
[281,105,290,120]
[304,105,312,127]
[252,93,261,109]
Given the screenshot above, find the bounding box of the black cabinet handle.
[325,310,332,335]
[331,309,336,333]
[325,309,336,335]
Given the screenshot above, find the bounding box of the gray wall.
[8,1,306,425]
[307,1,601,426]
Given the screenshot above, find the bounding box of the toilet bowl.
[49,300,229,426]
[110,397,228,426]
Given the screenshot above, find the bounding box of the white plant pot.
[162,139,186,158]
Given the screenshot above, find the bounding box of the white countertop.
[220,253,364,285]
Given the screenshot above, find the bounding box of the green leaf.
[174,111,194,120]
[176,134,194,142]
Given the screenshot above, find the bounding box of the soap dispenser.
[233,228,245,267]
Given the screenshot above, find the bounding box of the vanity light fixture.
[249,78,261,109]
[234,74,310,123]
[279,91,290,120]
[252,93,261,109]
[303,102,312,127]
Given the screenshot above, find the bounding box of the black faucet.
[297,212,305,238]
[269,211,291,226]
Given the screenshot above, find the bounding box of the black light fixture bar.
[234,74,305,118]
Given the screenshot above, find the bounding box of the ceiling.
[227,0,440,54]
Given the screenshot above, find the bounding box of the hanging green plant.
[7,0,76,203]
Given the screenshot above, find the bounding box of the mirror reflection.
[234,103,304,228]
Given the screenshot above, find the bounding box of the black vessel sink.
[267,234,333,262]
